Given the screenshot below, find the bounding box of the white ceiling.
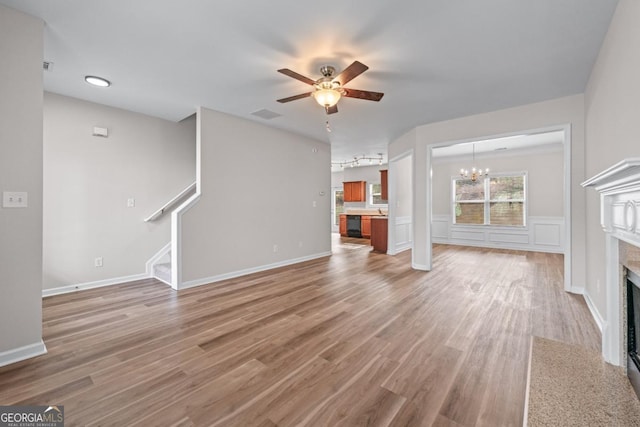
[0,0,618,164]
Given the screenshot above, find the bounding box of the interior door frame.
[425,124,573,292]
[388,149,414,261]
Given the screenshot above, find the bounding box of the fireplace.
[628,271,640,398]
[583,158,640,376]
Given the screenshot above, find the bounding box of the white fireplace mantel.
[582,157,640,366]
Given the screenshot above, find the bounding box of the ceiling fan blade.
[277,92,312,103]
[325,105,338,115]
[277,68,316,86]
[333,61,368,86]
[343,88,384,102]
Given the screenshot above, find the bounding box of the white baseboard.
[411,262,431,271]
[0,340,47,368]
[42,273,150,298]
[153,274,173,287]
[394,242,412,253]
[179,251,332,290]
[582,288,605,333]
[569,286,585,295]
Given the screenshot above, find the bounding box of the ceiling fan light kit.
[277,61,383,115]
[313,88,341,108]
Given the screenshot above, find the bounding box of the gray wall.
[43,93,196,291]
[0,6,44,363]
[584,0,640,320]
[180,107,330,285]
[432,148,564,217]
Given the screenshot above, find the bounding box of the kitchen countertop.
[340,213,387,217]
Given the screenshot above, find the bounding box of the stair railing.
[144,181,196,222]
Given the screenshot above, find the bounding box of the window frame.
[451,171,527,227]
[368,182,388,208]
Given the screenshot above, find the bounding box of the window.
[369,183,387,206]
[453,173,526,226]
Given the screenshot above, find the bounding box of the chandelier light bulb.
[459,143,490,181]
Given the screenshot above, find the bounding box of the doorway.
[331,188,344,233]
[426,125,572,291]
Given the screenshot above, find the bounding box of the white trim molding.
[42,273,150,297]
[582,289,605,333]
[432,215,564,254]
[180,251,332,290]
[171,192,201,290]
[0,340,47,368]
[388,149,416,264]
[392,215,413,254]
[145,242,171,275]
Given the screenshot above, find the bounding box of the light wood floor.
[0,237,600,426]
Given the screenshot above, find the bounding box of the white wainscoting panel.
[451,229,485,241]
[533,223,562,246]
[432,217,449,239]
[394,216,413,253]
[432,215,564,253]
[489,232,529,245]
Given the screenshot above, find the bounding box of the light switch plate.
[2,191,28,208]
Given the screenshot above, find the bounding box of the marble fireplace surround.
[583,158,640,367]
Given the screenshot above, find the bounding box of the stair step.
[153,262,171,284]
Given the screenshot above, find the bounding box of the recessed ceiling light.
[85,75,111,87]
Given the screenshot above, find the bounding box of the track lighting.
[332,153,385,169]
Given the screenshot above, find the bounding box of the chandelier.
[460,143,489,182]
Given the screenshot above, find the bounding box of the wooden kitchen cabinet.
[361,215,371,238]
[339,214,347,236]
[371,217,388,253]
[343,181,366,202]
[380,170,388,201]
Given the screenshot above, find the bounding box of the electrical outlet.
[299,241,303,248]
[95,257,103,267]
[312,200,317,208]
[2,191,28,208]
[127,198,135,208]
[273,244,278,253]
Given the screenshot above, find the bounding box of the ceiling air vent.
[251,109,282,120]
[43,61,53,72]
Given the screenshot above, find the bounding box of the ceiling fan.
[277,61,384,115]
